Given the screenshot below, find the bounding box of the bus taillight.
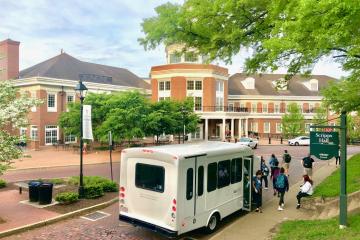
[120,186,125,192]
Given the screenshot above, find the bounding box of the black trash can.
[28,181,42,202]
[38,183,53,205]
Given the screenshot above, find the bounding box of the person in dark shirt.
[301,153,315,179]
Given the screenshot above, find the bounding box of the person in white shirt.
[296,175,313,209]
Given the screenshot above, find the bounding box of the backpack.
[303,157,312,168]
[276,174,285,189]
[284,153,291,163]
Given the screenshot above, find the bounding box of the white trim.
[152,71,228,81]
[229,94,322,101]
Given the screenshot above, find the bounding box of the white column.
[238,118,242,138]
[245,118,249,137]
[222,118,226,141]
[231,118,234,140]
[205,118,209,141]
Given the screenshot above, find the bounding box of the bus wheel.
[205,213,219,234]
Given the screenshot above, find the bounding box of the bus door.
[242,157,253,211]
[182,154,206,232]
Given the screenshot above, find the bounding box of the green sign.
[310,131,339,160]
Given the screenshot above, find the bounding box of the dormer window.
[310,79,318,91]
[272,78,288,90]
[169,52,181,63]
[241,77,255,89]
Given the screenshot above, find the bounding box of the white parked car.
[288,136,310,146]
[236,137,258,149]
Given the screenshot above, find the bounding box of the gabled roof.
[19,52,150,89]
[228,73,337,96]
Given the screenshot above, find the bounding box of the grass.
[313,154,360,198]
[274,213,360,240]
[36,178,66,185]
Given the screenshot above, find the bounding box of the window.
[20,127,27,141]
[216,97,223,111]
[231,158,242,183]
[264,122,270,133]
[185,52,197,62]
[187,80,194,90]
[65,134,77,143]
[251,103,257,113]
[276,123,282,133]
[30,126,38,141]
[159,81,165,91]
[194,97,202,111]
[218,160,230,188]
[263,103,268,113]
[45,125,58,145]
[186,168,194,200]
[169,53,181,63]
[228,103,234,112]
[309,103,315,113]
[216,80,224,92]
[198,166,204,196]
[165,81,171,90]
[250,122,258,132]
[135,163,165,193]
[47,93,56,112]
[195,81,202,90]
[274,103,280,113]
[207,162,217,192]
[67,95,74,103]
[159,97,170,101]
[305,123,312,133]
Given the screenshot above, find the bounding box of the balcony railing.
[201,106,318,114]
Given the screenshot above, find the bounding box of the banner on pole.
[83,105,93,140]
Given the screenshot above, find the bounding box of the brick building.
[0,39,150,149]
[150,44,337,141]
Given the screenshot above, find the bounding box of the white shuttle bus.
[119,142,260,238]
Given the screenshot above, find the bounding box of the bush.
[83,184,104,199]
[0,179,6,188]
[55,192,79,204]
[69,176,118,192]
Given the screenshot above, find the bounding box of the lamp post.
[75,79,88,198]
[181,106,186,143]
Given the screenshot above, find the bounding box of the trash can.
[38,183,53,205]
[28,181,42,202]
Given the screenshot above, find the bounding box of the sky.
[0,0,348,78]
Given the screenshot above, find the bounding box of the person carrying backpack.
[282,150,292,177]
[260,156,269,189]
[252,170,263,213]
[269,153,279,177]
[271,161,280,196]
[302,153,315,179]
[276,167,289,211]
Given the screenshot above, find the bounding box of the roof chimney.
[61,48,64,54]
[0,39,20,81]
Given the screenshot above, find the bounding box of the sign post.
[310,111,347,229]
[109,131,113,182]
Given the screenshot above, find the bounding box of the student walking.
[302,153,315,178]
[269,153,279,177]
[260,156,269,189]
[282,150,292,176]
[276,167,289,211]
[271,161,281,196]
[252,170,263,213]
[296,175,314,209]
[335,147,341,167]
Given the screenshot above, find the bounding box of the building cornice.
[228,95,322,101]
[11,77,151,94]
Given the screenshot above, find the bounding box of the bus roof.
[124,141,253,159]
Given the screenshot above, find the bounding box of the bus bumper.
[119,214,178,238]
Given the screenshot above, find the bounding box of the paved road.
[2,145,360,240]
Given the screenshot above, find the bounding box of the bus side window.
[207,162,217,192]
[218,160,231,188]
[186,168,194,200]
[231,158,243,184]
[198,166,204,196]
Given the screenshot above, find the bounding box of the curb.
[7,161,120,172]
[0,197,119,238]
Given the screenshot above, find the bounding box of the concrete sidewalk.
[209,162,337,240]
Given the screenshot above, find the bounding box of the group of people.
[252,150,315,212]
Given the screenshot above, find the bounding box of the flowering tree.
[0,81,41,174]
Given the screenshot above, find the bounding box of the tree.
[140,1,360,111]
[281,103,305,138]
[0,81,41,174]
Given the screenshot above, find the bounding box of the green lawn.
[274,213,360,240]
[313,154,360,198]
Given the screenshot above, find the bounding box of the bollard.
[268,137,271,144]
[280,137,283,144]
[19,186,22,194]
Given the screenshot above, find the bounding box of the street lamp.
[75,79,88,198]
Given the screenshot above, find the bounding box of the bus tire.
[205,213,219,234]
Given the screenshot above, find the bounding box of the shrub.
[55,192,79,204]
[0,179,6,188]
[69,176,118,192]
[83,184,104,199]
[48,178,66,185]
